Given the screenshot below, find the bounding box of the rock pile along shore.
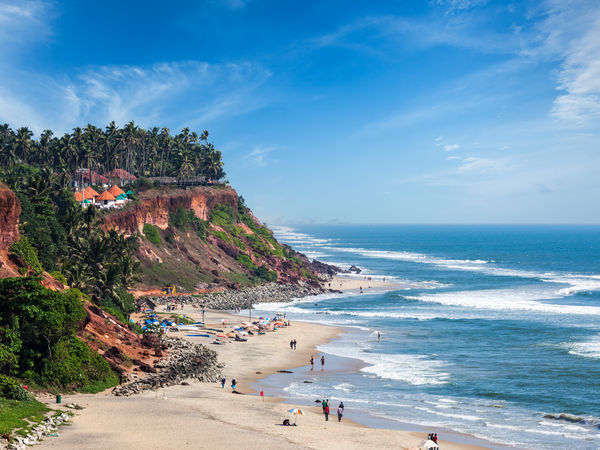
[141,282,325,310]
[3,413,71,450]
[112,337,222,397]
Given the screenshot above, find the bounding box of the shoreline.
[37,305,488,449]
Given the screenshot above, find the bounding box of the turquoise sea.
[254,225,600,449]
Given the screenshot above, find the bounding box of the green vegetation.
[0,122,225,182]
[210,229,232,245]
[0,165,139,320]
[49,271,68,285]
[0,277,117,391]
[9,237,43,274]
[169,207,209,241]
[0,398,50,435]
[143,223,162,245]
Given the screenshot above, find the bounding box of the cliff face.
[102,186,238,234]
[101,185,329,292]
[0,182,20,250]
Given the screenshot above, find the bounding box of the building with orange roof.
[96,190,116,208]
[84,186,100,198]
[108,185,126,197]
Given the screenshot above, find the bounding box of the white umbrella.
[288,408,305,425]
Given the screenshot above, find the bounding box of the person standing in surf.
[321,355,325,370]
[310,355,314,370]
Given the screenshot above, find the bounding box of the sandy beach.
[327,275,401,292]
[38,308,486,450]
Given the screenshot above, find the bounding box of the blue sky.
[1,0,599,224]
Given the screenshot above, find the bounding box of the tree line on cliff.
[0,121,225,181]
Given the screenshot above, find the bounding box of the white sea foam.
[320,245,600,297]
[271,225,332,246]
[406,287,600,315]
[318,340,449,385]
[333,382,354,392]
[566,334,600,358]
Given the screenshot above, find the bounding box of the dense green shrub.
[0,277,116,391]
[40,336,116,390]
[210,229,232,245]
[209,203,237,228]
[169,207,209,241]
[143,223,162,245]
[254,265,278,282]
[9,237,43,273]
[237,253,256,270]
[49,271,68,285]
[0,375,31,401]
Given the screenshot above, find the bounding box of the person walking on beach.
[321,355,325,369]
[290,340,293,350]
[310,355,314,370]
[322,398,328,414]
[324,404,330,421]
[293,339,297,350]
[432,433,438,444]
[231,378,237,390]
[221,377,226,389]
[337,405,343,422]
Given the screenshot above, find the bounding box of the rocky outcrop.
[102,186,237,234]
[141,282,324,310]
[112,337,222,396]
[0,183,20,250]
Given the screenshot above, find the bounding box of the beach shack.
[96,190,116,208]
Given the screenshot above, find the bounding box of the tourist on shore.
[290,340,293,350]
[432,433,438,444]
[321,355,325,369]
[231,378,237,390]
[322,398,328,414]
[310,355,314,370]
[337,405,343,422]
[221,377,226,389]
[293,339,297,350]
[324,404,330,421]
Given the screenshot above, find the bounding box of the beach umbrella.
[288,408,305,425]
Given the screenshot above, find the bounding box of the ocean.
[254,225,600,449]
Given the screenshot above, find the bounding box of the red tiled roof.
[104,169,137,181]
[81,170,109,184]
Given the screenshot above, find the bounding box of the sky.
[1,0,599,224]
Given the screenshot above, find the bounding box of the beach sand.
[326,275,401,292]
[38,309,485,450]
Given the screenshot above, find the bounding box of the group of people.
[321,399,345,422]
[289,339,297,349]
[221,377,237,390]
[428,433,438,444]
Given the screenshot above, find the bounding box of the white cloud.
[242,146,278,167]
[550,14,600,124]
[0,61,272,134]
[444,143,460,151]
[0,0,53,52]
[435,135,443,142]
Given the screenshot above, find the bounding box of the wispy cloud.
[0,61,272,134]
[242,146,279,167]
[444,143,460,151]
[0,0,53,51]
